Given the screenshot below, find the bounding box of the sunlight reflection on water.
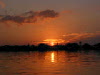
[0,50,100,75]
[51,52,55,62]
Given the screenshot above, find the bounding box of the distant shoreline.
[0,42,100,52]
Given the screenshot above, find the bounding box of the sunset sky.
[0,0,100,45]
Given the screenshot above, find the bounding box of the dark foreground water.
[0,50,100,75]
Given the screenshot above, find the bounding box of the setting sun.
[50,42,55,46]
[43,39,65,46]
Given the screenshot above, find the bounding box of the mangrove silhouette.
[0,42,100,52]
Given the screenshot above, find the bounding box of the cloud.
[0,1,5,8]
[39,10,59,18]
[63,32,100,43]
[43,39,65,43]
[0,9,59,25]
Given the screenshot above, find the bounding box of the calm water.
[0,50,100,75]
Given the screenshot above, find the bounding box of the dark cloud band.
[0,9,59,25]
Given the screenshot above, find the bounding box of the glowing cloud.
[44,39,65,44]
[63,32,100,43]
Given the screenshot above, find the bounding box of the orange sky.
[0,0,100,45]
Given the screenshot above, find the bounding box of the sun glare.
[43,39,65,46]
[50,42,55,46]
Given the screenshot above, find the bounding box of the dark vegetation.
[0,42,100,52]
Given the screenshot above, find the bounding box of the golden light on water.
[51,52,55,62]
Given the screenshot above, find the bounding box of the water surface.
[0,50,100,75]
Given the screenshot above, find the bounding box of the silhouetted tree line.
[0,42,100,52]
